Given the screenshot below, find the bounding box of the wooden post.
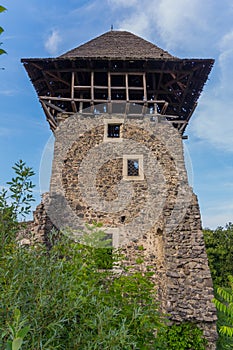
[71,72,75,99]
[126,73,129,102]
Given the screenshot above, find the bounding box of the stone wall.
[26,111,217,348]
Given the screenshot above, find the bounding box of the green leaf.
[17,326,30,339]
[14,308,21,320]
[220,326,233,337]
[6,342,12,350]
[0,48,6,55]
[0,26,4,35]
[8,324,16,337]
[12,338,23,350]
[0,6,6,13]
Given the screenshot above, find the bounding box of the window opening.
[108,124,121,138]
[127,159,139,176]
[123,155,144,180]
[104,118,124,142]
[120,215,126,223]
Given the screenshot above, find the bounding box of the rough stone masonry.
[21,29,217,348]
[26,110,217,348]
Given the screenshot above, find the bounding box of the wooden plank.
[74,85,91,89]
[91,72,94,100]
[39,95,168,105]
[107,101,112,114]
[126,73,129,101]
[161,101,169,114]
[44,71,70,87]
[128,87,144,90]
[108,72,111,101]
[40,101,57,130]
[79,93,83,113]
[143,73,147,101]
[111,86,126,90]
[71,100,77,113]
[42,100,64,113]
[93,85,108,89]
[71,72,75,99]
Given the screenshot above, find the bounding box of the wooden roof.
[59,30,175,60]
[21,30,214,133]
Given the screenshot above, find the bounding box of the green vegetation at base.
[160,323,207,350]
[204,224,233,349]
[0,162,207,349]
[204,224,233,287]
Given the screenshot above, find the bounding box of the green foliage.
[204,224,233,348]
[0,163,209,349]
[0,232,166,349]
[213,276,233,340]
[0,160,35,250]
[3,309,29,350]
[203,223,233,287]
[7,160,35,218]
[0,5,6,55]
[78,223,114,269]
[0,5,6,12]
[157,322,207,350]
[0,163,164,350]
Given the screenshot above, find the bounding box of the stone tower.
[22,31,217,347]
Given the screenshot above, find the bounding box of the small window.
[127,159,139,176]
[104,118,124,142]
[108,124,121,138]
[123,155,144,180]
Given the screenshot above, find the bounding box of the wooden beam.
[43,70,70,87]
[143,73,147,102]
[40,100,57,130]
[41,100,64,113]
[161,101,169,114]
[71,72,75,99]
[91,71,94,101]
[108,72,111,101]
[71,100,77,113]
[126,73,129,101]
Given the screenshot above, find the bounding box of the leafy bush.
[203,224,233,287]
[0,160,35,250]
[157,322,207,350]
[0,232,166,349]
[0,161,208,349]
[0,163,164,348]
[204,224,233,349]
[213,276,233,349]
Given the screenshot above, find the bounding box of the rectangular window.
[123,155,144,180]
[127,159,139,176]
[108,124,121,138]
[104,118,124,142]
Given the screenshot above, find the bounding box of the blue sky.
[0,0,232,229]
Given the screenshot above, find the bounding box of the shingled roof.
[22,30,214,133]
[59,30,175,60]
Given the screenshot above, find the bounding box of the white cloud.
[153,0,208,50]
[108,0,233,153]
[109,0,233,153]
[191,27,233,153]
[202,201,233,229]
[118,12,149,38]
[44,29,62,55]
[109,0,214,53]
[191,97,233,153]
[218,30,233,89]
